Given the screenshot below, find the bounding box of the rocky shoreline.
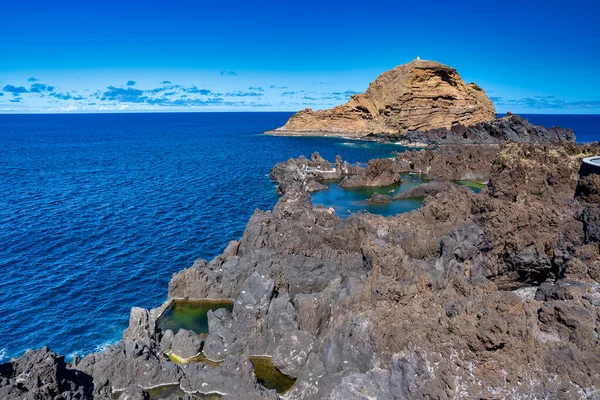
[2,120,600,399]
[269,114,576,148]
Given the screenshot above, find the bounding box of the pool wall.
[580,156,600,177]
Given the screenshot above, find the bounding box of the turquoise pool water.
[310,173,428,218]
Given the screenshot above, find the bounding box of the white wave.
[94,340,118,353]
[66,350,85,361]
[0,348,7,362]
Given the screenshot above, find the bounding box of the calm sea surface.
[0,112,598,361]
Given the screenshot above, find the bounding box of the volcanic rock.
[0,347,93,400]
[392,181,454,199]
[118,385,149,400]
[5,139,600,399]
[269,60,496,137]
[399,114,576,145]
[367,193,392,203]
[203,308,236,362]
[170,329,204,360]
[395,145,499,181]
[339,158,403,188]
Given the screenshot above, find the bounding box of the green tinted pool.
[157,300,233,335]
[454,180,487,193]
[148,384,221,400]
[250,356,296,394]
[166,351,221,367]
[112,384,221,400]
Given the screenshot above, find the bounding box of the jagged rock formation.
[396,114,576,145]
[395,144,500,181]
[2,140,600,399]
[0,347,93,399]
[392,181,454,200]
[268,60,496,137]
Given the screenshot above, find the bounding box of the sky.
[0,0,599,114]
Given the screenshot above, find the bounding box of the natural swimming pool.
[112,384,222,400]
[249,356,297,394]
[310,175,487,217]
[156,299,234,335]
[310,173,426,218]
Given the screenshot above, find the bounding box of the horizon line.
[1,111,599,116]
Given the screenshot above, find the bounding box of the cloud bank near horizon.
[0,76,365,113]
[1,76,598,114]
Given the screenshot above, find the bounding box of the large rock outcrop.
[0,347,93,399]
[3,140,600,399]
[397,113,576,145]
[269,59,496,137]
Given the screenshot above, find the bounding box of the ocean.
[0,112,598,361]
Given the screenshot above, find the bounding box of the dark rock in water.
[392,181,453,199]
[340,158,403,188]
[270,152,343,195]
[305,180,328,193]
[367,192,392,203]
[0,347,93,400]
[156,300,234,336]
[399,114,576,145]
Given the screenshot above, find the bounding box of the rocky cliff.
[2,141,600,399]
[394,113,576,145]
[269,60,497,137]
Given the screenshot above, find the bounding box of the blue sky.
[1,0,599,113]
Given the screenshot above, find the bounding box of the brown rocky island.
[1,63,598,400]
[267,59,497,138]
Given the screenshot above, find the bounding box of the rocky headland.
[3,125,600,399]
[266,60,576,148]
[268,60,496,138]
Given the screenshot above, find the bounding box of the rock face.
[269,60,496,137]
[392,181,454,199]
[339,158,404,188]
[398,114,576,145]
[3,139,600,399]
[0,347,93,399]
[395,144,500,180]
[367,192,392,203]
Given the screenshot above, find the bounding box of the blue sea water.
[0,112,409,361]
[0,112,598,362]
